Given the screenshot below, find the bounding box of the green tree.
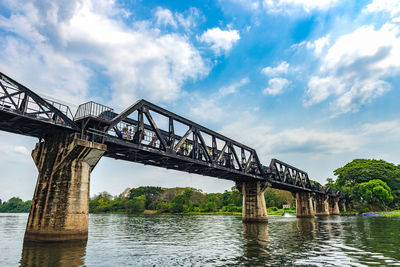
[0,197,31,212]
[170,194,186,213]
[131,195,146,213]
[334,159,400,206]
[170,189,193,213]
[264,188,292,208]
[357,179,393,210]
[129,186,164,209]
[155,201,170,213]
[202,201,217,212]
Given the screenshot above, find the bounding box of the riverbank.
[379,210,400,217]
[89,208,297,216]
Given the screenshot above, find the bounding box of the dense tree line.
[0,187,294,214]
[89,186,294,214]
[0,197,31,212]
[326,159,400,211]
[89,186,243,214]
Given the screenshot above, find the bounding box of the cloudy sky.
[1,0,400,201]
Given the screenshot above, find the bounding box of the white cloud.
[13,146,30,155]
[361,120,400,136]
[304,23,400,114]
[0,0,209,109]
[176,7,202,32]
[262,0,340,14]
[363,0,400,18]
[155,7,177,28]
[306,35,330,55]
[263,77,291,95]
[199,27,240,55]
[218,77,249,96]
[188,77,249,122]
[261,61,289,76]
[218,116,361,162]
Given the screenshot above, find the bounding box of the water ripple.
[1,213,400,266]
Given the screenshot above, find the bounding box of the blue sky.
[1,0,400,201]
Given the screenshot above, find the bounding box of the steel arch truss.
[268,158,312,190]
[93,100,264,181]
[0,72,80,137]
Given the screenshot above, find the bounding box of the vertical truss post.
[136,107,144,144]
[168,117,174,149]
[19,93,28,114]
[227,142,232,168]
[192,128,199,159]
[241,148,245,169]
[212,136,217,160]
[197,131,212,163]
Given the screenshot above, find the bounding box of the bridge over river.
[0,72,348,242]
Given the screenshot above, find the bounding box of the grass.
[380,210,400,217]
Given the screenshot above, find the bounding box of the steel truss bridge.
[0,72,346,199]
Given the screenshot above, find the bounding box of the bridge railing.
[74,101,114,121]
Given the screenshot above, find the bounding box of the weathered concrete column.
[294,192,315,218]
[339,200,346,213]
[328,196,340,215]
[314,194,329,216]
[236,181,270,223]
[24,133,106,242]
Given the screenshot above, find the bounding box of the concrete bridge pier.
[294,192,315,218]
[24,133,106,242]
[328,196,340,215]
[339,200,347,213]
[236,181,270,223]
[314,194,329,216]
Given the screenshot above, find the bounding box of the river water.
[0,213,399,266]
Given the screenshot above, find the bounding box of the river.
[0,213,399,266]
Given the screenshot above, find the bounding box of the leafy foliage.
[328,159,400,210]
[0,197,32,213]
[264,188,293,208]
[357,179,393,210]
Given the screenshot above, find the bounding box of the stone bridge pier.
[314,194,329,216]
[236,181,270,223]
[328,196,340,215]
[293,192,315,218]
[339,199,347,212]
[24,133,106,242]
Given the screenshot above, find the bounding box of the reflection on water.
[19,240,87,267]
[297,217,316,236]
[242,223,270,263]
[1,213,400,266]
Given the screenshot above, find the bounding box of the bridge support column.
[294,192,315,218]
[328,196,340,215]
[315,194,329,216]
[236,181,270,223]
[339,200,346,213]
[24,133,106,242]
